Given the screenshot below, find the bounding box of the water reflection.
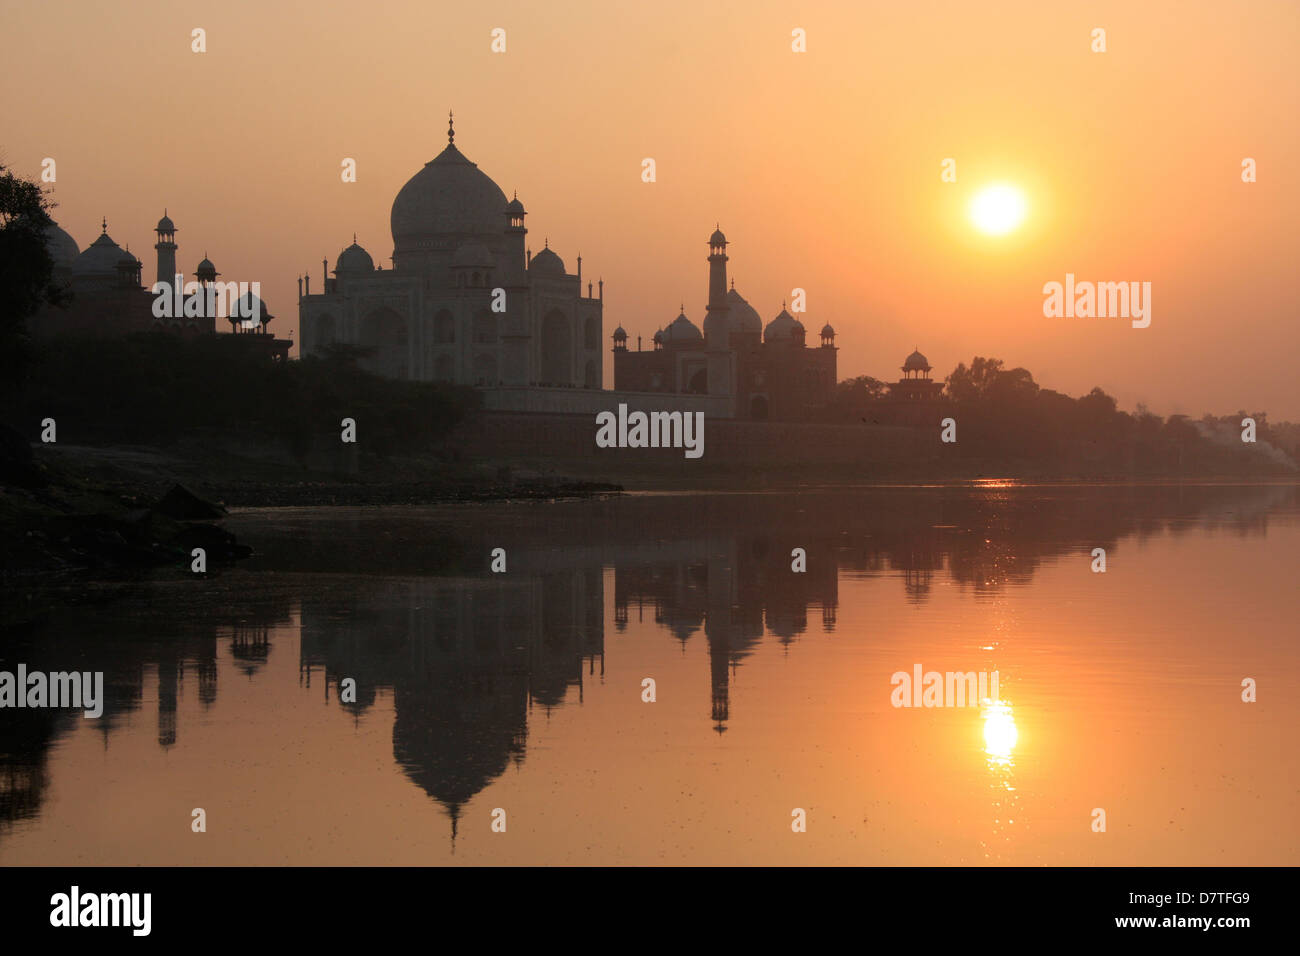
[1,482,1296,861]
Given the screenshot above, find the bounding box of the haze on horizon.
[3,0,1296,419]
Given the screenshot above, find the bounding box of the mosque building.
[35,213,289,359]
[299,114,605,389]
[611,227,838,421]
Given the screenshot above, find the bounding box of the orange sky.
[3,0,1297,418]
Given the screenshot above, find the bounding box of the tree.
[944,356,1004,403]
[0,164,63,393]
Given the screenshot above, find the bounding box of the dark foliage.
[15,333,482,459]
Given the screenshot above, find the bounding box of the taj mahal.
[299,114,604,392]
[297,115,893,423]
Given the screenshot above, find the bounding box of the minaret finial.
[448,110,454,145]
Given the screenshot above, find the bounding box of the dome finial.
[544,237,548,249]
[101,217,107,234]
[448,109,454,145]
[353,232,357,244]
[730,277,735,290]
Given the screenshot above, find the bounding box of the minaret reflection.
[614,533,836,732]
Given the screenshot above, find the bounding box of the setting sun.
[969,183,1028,236]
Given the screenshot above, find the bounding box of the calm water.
[2,483,1297,865]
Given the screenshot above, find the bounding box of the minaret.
[704,226,734,407]
[504,190,527,284]
[155,210,177,288]
[705,226,729,329]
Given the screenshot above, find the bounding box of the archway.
[359,307,409,379]
[688,368,707,394]
[541,310,570,385]
[312,313,337,355]
[433,309,456,344]
[472,353,498,385]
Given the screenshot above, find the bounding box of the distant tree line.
[829,357,1295,475]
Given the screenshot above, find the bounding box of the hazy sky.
[4,0,1297,418]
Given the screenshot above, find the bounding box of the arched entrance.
[541,310,570,385]
[359,307,409,379]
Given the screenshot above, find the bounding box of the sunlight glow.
[969,184,1028,236]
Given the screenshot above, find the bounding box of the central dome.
[390,143,509,247]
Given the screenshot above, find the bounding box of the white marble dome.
[336,241,375,274]
[43,220,79,270]
[529,245,565,277]
[390,142,509,246]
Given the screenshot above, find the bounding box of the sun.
[969,183,1028,236]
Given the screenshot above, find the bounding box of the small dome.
[116,250,139,267]
[903,349,930,371]
[764,308,799,343]
[336,240,375,275]
[663,310,703,344]
[709,227,727,246]
[196,257,218,280]
[726,287,762,335]
[451,240,494,269]
[820,323,835,337]
[506,196,525,216]
[72,228,125,277]
[157,213,175,233]
[530,245,566,277]
[230,291,273,326]
[612,325,627,340]
[652,329,664,345]
[43,220,79,270]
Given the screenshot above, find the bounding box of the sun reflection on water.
[980,697,1020,861]
[982,698,1018,766]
